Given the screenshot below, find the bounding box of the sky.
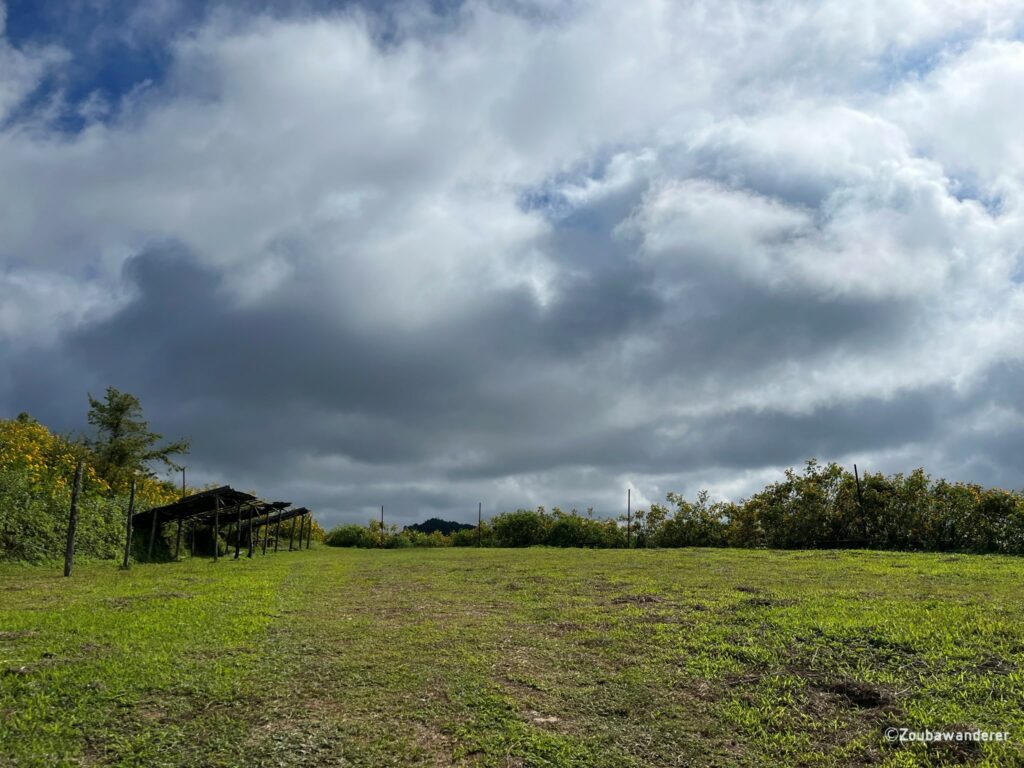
[1,0,1023,528]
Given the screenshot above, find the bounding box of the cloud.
[0,3,67,123]
[1,0,1023,526]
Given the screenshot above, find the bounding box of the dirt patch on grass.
[973,655,1017,676]
[610,594,664,605]
[0,630,37,641]
[808,679,894,710]
[728,596,798,610]
[548,620,584,635]
[926,723,985,764]
[104,592,193,608]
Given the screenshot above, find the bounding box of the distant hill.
[405,518,474,536]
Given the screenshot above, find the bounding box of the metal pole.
[64,460,84,577]
[478,502,482,548]
[274,515,281,553]
[122,477,136,568]
[288,516,297,551]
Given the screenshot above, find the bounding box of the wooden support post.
[288,517,297,551]
[478,502,482,548]
[148,508,160,561]
[190,519,195,557]
[380,505,384,547]
[626,488,631,549]
[122,477,136,569]
[274,516,281,553]
[261,511,269,555]
[234,504,242,559]
[64,460,84,577]
[174,517,183,560]
[247,506,255,558]
[297,514,306,550]
[213,496,221,561]
[306,514,312,549]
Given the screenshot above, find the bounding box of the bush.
[546,509,620,548]
[325,523,375,548]
[0,417,179,562]
[492,508,552,547]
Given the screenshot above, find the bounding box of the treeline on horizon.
[326,460,1024,555]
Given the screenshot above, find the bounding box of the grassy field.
[1,548,1022,767]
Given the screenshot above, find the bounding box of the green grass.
[1,548,1022,767]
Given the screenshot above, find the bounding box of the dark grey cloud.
[2,0,1023,526]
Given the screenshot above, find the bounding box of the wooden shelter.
[130,486,314,561]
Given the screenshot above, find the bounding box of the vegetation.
[1,547,1022,766]
[328,461,1024,555]
[0,414,179,562]
[405,517,474,536]
[85,387,189,493]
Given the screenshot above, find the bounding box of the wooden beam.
[247,505,255,558]
[148,508,160,561]
[174,517,183,560]
[63,460,84,577]
[122,477,136,569]
[213,495,220,562]
[234,502,242,559]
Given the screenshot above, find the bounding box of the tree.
[86,387,189,490]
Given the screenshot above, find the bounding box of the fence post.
[478,502,482,548]
[121,477,136,569]
[288,517,297,551]
[63,460,84,577]
[306,514,312,549]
